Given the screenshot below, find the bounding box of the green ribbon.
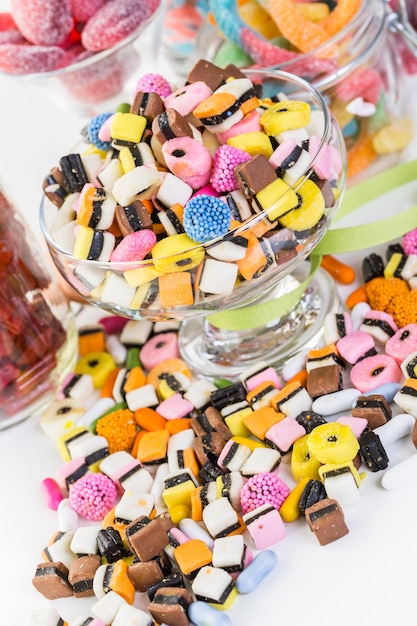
[207,159,417,331]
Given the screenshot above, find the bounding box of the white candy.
[43,530,76,569]
[125,383,159,411]
[184,378,217,409]
[99,451,135,479]
[167,428,195,453]
[91,590,126,624]
[321,467,361,507]
[112,603,152,626]
[240,447,281,476]
[114,490,155,523]
[52,220,77,253]
[112,164,162,206]
[70,524,101,556]
[120,319,153,346]
[97,156,124,191]
[198,258,239,295]
[203,497,240,538]
[105,334,128,365]
[313,388,361,416]
[74,262,106,291]
[192,566,234,603]
[381,452,417,490]
[346,96,376,117]
[400,350,417,379]
[282,148,312,186]
[24,607,65,626]
[374,413,416,448]
[280,349,309,382]
[278,385,312,417]
[50,192,79,232]
[100,273,136,309]
[212,535,245,570]
[350,301,371,331]
[120,466,154,494]
[151,463,170,508]
[401,254,417,281]
[156,172,193,209]
[179,518,214,549]
[77,397,116,429]
[57,498,79,532]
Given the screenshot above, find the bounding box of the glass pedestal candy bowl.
[192,0,417,184]
[40,65,346,379]
[0,181,78,430]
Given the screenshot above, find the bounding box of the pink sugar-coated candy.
[210,145,252,193]
[110,229,157,264]
[402,228,417,255]
[134,72,172,99]
[81,0,160,51]
[385,323,417,365]
[335,67,383,105]
[0,13,17,30]
[41,477,64,511]
[70,0,109,23]
[140,332,179,370]
[68,472,117,521]
[60,51,126,104]
[0,43,64,74]
[216,109,261,144]
[240,472,290,515]
[350,353,403,394]
[11,0,73,46]
[336,330,376,365]
[162,136,213,190]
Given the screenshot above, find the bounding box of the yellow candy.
[279,178,325,231]
[319,460,365,488]
[372,117,414,154]
[110,111,147,144]
[73,224,94,260]
[124,265,163,288]
[291,434,322,482]
[279,476,311,523]
[227,132,274,158]
[152,233,205,273]
[384,252,403,279]
[75,350,116,389]
[260,101,311,136]
[119,146,137,173]
[224,408,253,437]
[295,1,330,22]
[255,177,299,221]
[162,475,197,516]
[239,0,281,39]
[57,426,89,462]
[232,435,266,450]
[307,422,359,465]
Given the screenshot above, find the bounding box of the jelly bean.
[320,255,356,285]
[235,549,277,593]
[41,477,64,511]
[188,601,232,626]
[346,284,369,309]
[361,382,402,404]
[312,388,361,416]
[381,453,417,490]
[374,413,416,449]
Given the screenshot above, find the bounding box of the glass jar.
[191,0,417,183]
[0,181,78,430]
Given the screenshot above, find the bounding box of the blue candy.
[86,112,113,151]
[235,550,277,594]
[359,382,401,405]
[183,194,231,243]
[188,601,232,626]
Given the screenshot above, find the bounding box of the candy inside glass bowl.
[0,0,164,117]
[40,63,347,377]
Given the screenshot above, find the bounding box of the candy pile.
[41,59,343,318]
[0,0,161,75]
[25,234,417,625]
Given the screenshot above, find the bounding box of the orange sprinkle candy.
[96,408,137,455]
[365,276,409,312]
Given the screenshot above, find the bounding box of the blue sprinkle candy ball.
[87,112,113,151]
[183,194,231,243]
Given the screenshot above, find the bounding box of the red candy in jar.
[0,182,77,427]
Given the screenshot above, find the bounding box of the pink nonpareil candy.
[0,43,64,74]
[110,229,157,264]
[81,0,161,51]
[11,0,73,46]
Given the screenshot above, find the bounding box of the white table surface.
[2,33,417,626]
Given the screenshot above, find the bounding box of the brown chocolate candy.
[32,561,73,600]
[351,394,392,429]
[128,553,171,592]
[68,554,101,597]
[148,586,193,626]
[152,108,194,144]
[191,406,232,441]
[42,166,68,207]
[305,498,349,546]
[186,59,229,91]
[130,90,165,122]
[306,364,343,399]
[125,516,169,562]
[115,200,153,236]
[194,432,226,466]
[235,154,277,198]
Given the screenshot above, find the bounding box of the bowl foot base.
[178,265,339,381]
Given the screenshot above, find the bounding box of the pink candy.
[110,229,156,264]
[68,472,117,520]
[81,0,160,51]
[0,43,65,74]
[240,472,290,515]
[11,0,73,46]
[69,0,109,23]
[210,145,251,193]
[41,477,64,511]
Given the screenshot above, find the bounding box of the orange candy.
[319,0,362,37]
[321,255,356,285]
[266,0,332,53]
